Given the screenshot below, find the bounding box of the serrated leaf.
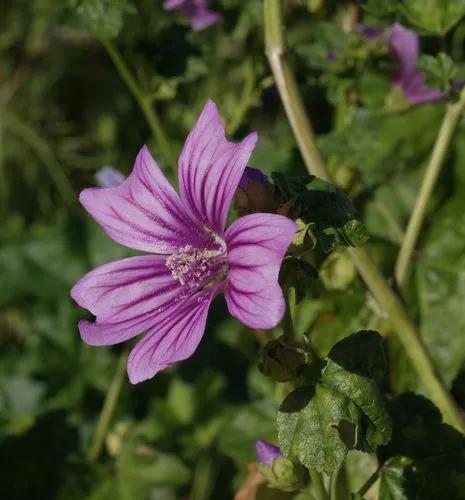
[277,331,390,474]
[272,173,369,252]
[378,457,410,500]
[323,331,392,450]
[399,0,465,34]
[277,385,358,474]
[61,0,135,39]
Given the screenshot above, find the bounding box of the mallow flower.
[388,23,463,105]
[71,100,296,384]
[163,0,221,32]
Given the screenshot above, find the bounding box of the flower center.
[166,240,227,291]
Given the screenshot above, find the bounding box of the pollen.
[166,242,227,291]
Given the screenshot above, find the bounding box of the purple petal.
[95,166,125,188]
[388,23,445,105]
[255,440,282,468]
[127,285,221,383]
[224,213,296,329]
[178,100,257,234]
[80,145,213,254]
[71,255,186,345]
[238,166,268,190]
[389,23,419,86]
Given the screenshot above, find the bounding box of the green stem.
[101,40,177,172]
[263,0,465,433]
[4,112,75,204]
[88,349,127,462]
[395,91,465,286]
[310,470,330,500]
[357,465,382,497]
[264,0,328,180]
[188,453,216,500]
[329,465,342,500]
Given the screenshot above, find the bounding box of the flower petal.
[80,145,211,254]
[389,23,419,86]
[127,285,220,383]
[71,255,187,345]
[178,100,257,233]
[224,213,296,329]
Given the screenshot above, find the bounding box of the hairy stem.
[101,40,177,172]
[395,91,465,285]
[88,349,127,462]
[263,0,465,433]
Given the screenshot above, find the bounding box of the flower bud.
[234,167,278,216]
[319,248,356,291]
[256,440,307,492]
[259,336,311,382]
[96,166,125,188]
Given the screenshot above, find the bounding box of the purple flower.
[71,101,296,384]
[256,440,282,468]
[356,24,383,41]
[239,167,268,190]
[163,0,221,31]
[389,23,445,105]
[96,167,125,188]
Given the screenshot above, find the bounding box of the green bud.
[320,248,356,291]
[258,457,307,492]
[259,336,312,382]
[279,256,318,304]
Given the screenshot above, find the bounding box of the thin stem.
[329,465,342,500]
[101,40,177,172]
[4,112,75,205]
[188,453,216,500]
[263,0,465,433]
[309,470,330,500]
[395,91,465,286]
[357,465,382,497]
[88,349,127,462]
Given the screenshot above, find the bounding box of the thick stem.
[395,91,465,286]
[101,40,177,172]
[88,350,127,462]
[263,0,465,433]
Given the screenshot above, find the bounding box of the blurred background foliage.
[2,0,465,498]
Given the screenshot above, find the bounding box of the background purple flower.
[256,440,282,468]
[71,101,296,384]
[389,23,445,105]
[163,0,221,31]
[95,166,125,188]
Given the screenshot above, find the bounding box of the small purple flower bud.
[356,24,383,41]
[255,440,282,468]
[163,0,221,32]
[239,167,268,190]
[96,167,125,188]
[327,51,338,62]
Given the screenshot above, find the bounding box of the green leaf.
[277,331,391,474]
[272,173,369,252]
[61,0,135,39]
[378,393,465,500]
[322,331,392,450]
[278,385,356,475]
[417,199,465,384]
[418,53,458,94]
[378,457,410,500]
[399,0,465,34]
